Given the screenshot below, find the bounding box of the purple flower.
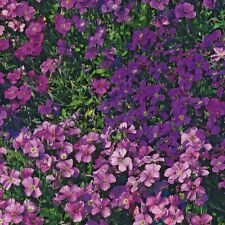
[55,14,71,36]
[164,162,191,184]
[191,214,212,225]
[4,86,18,100]
[0,169,21,190]
[164,206,184,225]
[75,144,96,163]
[56,159,79,178]
[149,0,169,10]
[94,171,116,191]
[133,214,153,225]
[92,79,110,95]
[174,3,196,19]
[139,164,161,187]
[110,148,133,172]
[203,0,216,9]
[22,176,42,198]
[91,194,111,218]
[0,39,9,51]
[0,210,10,225]
[181,178,205,201]
[60,0,75,10]
[210,155,225,173]
[23,138,44,158]
[65,201,85,223]
[5,200,24,224]
[54,185,84,203]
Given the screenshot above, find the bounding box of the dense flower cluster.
[0,0,225,224]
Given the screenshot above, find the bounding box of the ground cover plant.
[0,0,225,224]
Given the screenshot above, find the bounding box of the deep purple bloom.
[174,3,196,19]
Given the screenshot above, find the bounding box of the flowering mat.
[0,0,225,224]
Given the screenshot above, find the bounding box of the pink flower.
[0,25,4,36]
[65,201,85,223]
[56,159,78,178]
[110,148,133,172]
[191,214,212,225]
[75,144,96,163]
[5,200,24,224]
[0,169,21,190]
[210,47,225,61]
[164,206,184,225]
[164,162,191,184]
[94,171,116,191]
[23,138,44,158]
[181,178,205,201]
[139,164,161,187]
[54,185,84,203]
[22,176,42,198]
[40,58,58,74]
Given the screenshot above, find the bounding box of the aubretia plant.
[0,0,225,224]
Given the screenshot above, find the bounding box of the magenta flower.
[91,194,111,218]
[4,86,18,100]
[133,214,153,225]
[75,144,96,163]
[54,185,84,203]
[181,178,205,201]
[65,201,85,223]
[40,58,58,74]
[92,78,110,95]
[210,155,225,173]
[22,176,42,198]
[56,159,78,178]
[55,14,71,36]
[60,0,75,10]
[174,3,196,19]
[0,39,9,51]
[0,169,21,190]
[149,0,169,10]
[203,0,217,9]
[0,25,4,36]
[164,162,191,184]
[164,206,184,225]
[17,84,32,104]
[23,138,44,158]
[0,210,10,225]
[5,200,24,224]
[36,75,48,93]
[110,148,133,172]
[94,171,116,191]
[139,164,161,187]
[191,214,212,225]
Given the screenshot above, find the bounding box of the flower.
[75,144,96,163]
[203,0,217,9]
[22,177,42,198]
[5,200,24,224]
[0,39,9,51]
[64,201,85,223]
[191,214,212,225]
[210,47,225,61]
[181,178,205,201]
[110,148,133,172]
[210,156,225,173]
[174,3,196,19]
[164,162,191,184]
[94,171,116,191]
[139,164,161,187]
[92,79,110,95]
[0,169,21,190]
